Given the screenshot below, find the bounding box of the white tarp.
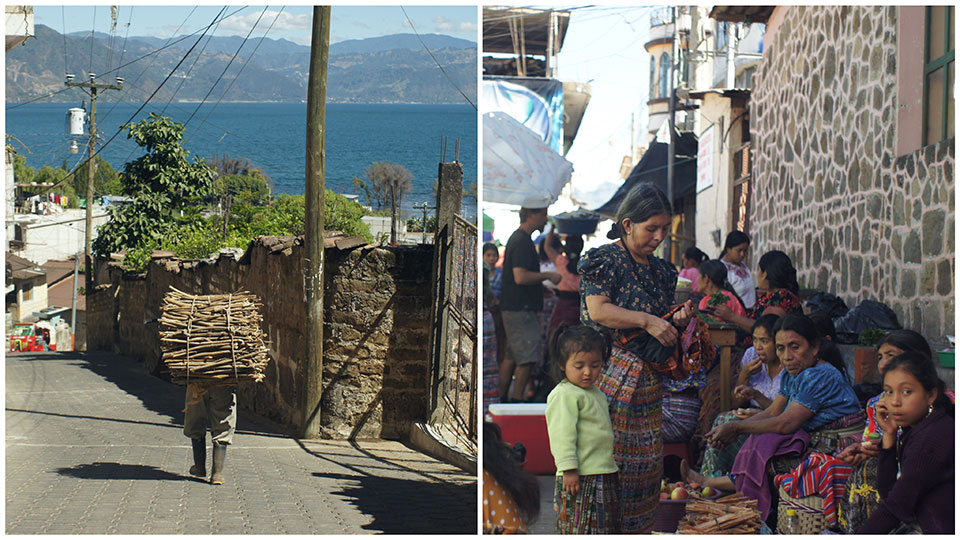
[482,112,573,208]
[481,80,552,144]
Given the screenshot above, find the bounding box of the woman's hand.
[742,357,763,377]
[733,407,759,419]
[733,384,757,402]
[713,304,734,321]
[859,439,880,457]
[643,314,679,347]
[875,401,898,436]
[672,300,695,327]
[562,469,580,495]
[837,442,866,465]
[705,422,739,450]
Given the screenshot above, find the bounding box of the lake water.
[5,102,477,219]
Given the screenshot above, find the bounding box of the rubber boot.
[210,441,227,485]
[189,438,206,477]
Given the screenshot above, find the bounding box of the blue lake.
[5,101,477,219]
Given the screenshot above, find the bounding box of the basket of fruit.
[553,210,601,235]
[652,480,721,533]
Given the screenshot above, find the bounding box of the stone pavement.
[6,351,476,534]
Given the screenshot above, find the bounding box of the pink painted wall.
[762,6,790,57]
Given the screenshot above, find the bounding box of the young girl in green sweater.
[545,324,620,534]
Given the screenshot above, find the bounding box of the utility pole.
[69,250,79,351]
[65,73,122,297]
[301,5,330,439]
[665,6,676,265]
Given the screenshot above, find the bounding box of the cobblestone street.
[6,351,476,534]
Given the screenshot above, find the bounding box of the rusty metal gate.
[427,214,478,453]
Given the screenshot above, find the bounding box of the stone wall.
[750,6,955,340]
[87,238,434,439]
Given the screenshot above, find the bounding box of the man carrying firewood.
[184,383,237,485]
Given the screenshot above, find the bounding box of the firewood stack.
[676,493,763,534]
[159,287,270,386]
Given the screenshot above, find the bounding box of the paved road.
[6,351,476,534]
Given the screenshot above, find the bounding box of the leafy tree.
[213,173,271,206]
[71,155,123,199]
[12,154,34,184]
[93,113,214,256]
[364,161,412,244]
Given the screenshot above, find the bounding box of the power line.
[185,8,284,145]
[401,6,477,110]
[159,13,225,118]
[116,7,134,72]
[61,7,68,78]
[183,6,269,130]
[41,8,228,195]
[6,87,76,109]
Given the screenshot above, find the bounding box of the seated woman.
[856,352,955,534]
[695,259,747,320]
[837,329,951,533]
[713,250,803,338]
[682,314,862,508]
[694,315,783,478]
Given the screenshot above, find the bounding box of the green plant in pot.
[855,327,887,384]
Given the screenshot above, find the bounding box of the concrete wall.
[14,209,109,266]
[750,6,955,340]
[13,278,47,322]
[87,238,434,440]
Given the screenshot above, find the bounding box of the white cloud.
[458,22,478,32]
[218,10,311,34]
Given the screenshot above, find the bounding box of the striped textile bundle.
[774,452,853,527]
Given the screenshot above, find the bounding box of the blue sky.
[32,5,479,46]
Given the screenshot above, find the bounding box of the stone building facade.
[749,6,954,340]
[87,238,434,439]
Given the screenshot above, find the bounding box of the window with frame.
[659,53,671,98]
[650,55,657,98]
[924,5,955,145]
[717,21,729,51]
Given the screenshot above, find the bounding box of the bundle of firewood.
[677,493,763,534]
[159,287,270,386]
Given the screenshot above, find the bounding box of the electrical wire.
[39,8,228,194]
[184,8,284,145]
[159,13,225,118]
[97,6,200,127]
[116,7,133,72]
[183,6,269,130]
[6,87,76,109]
[401,6,477,110]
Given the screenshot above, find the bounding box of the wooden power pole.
[301,6,330,439]
[65,73,122,296]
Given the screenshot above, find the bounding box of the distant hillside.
[7,25,477,104]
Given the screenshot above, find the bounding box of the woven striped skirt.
[700,410,751,477]
[595,345,663,533]
[661,391,702,443]
[554,472,621,534]
[482,309,499,416]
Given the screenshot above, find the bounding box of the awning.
[594,131,699,218]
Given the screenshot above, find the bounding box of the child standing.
[857,352,955,534]
[678,246,708,292]
[545,324,620,534]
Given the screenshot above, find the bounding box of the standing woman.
[719,231,756,310]
[578,183,694,533]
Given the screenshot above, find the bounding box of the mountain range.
[6,25,477,104]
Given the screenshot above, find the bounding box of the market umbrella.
[482,111,573,208]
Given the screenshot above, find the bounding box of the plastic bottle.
[782,508,798,534]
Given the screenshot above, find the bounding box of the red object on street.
[488,403,556,475]
[9,323,44,352]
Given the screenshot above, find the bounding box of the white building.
[11,208,109,266]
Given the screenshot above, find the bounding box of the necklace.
[895,425,904,480]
